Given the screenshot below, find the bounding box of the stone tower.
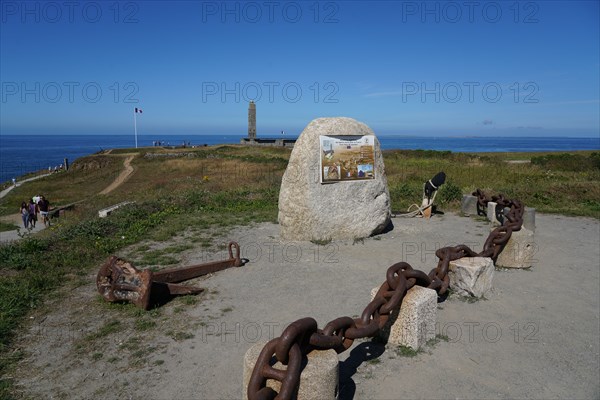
[248,101,256,139]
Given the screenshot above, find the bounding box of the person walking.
[38,196,50,227]
[20,201,29,228]
[28,199,37,228]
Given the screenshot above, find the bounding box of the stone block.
[448,257,494,298]
[370,285,437,349]
[98,201,133,218]
[243,341,338,400]
[495,228,536,269]
[461,195,478,216]
[486,201,502,226]
[523,207,536,232]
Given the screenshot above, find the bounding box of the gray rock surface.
[461,194,478,216]
[496,228,536,268]
[278,117,391,241]
[487,201,502,226]
[449,256,494,298]
[371,285,437,349]
[523,207,536,231]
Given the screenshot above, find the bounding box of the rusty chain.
[247,190,524,400]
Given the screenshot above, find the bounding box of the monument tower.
[248,101,256,139]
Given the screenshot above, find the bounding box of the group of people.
[20,194,50,229]
[49,164,65,173]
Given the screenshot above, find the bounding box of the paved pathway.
[1,174,53,243]
[0,213,48,242]
[0,173,52,199]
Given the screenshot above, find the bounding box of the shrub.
[531,153,600,172]
[439,182,462,205]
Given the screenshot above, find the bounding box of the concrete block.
[243,341,338,400]
[486,201,502,226]
[495,228,536,269]
[461,195,478,216]
[448,257,494,298]
[504,206,535,232]
[370,285,437,350]
[523,207,536,232]
[98,201,133,218]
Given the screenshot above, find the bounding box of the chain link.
[247,189,523,400]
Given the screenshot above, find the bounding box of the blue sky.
[1,0,599,137]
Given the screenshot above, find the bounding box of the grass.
[384,150,600,218]
[0,155,124,217]
[426,334,450,347]
[392,334,450,359]
[394,344,422,357]
[0,221,19,232]
[134,319,157,331]
[0,145,598,398]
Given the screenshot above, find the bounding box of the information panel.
[319,135,375,183]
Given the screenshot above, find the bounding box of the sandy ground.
[99,155,135,195]
[8,212,599,399]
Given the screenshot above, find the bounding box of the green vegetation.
[531,152,600,171]
[0,144,598,398]
[426,334,450,347]
[0,155,123,217]
[394,344,422,357]
[385,150,599,217]
[0,221,18,232]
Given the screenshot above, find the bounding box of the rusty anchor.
[96,241,245,310]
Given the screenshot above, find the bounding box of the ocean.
[1,134,599,184]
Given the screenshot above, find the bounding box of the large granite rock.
[278,117,391,241]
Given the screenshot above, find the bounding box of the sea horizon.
[1,134,599,184]
[2,132,599,138]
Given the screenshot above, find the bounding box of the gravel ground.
[10,212,599,399]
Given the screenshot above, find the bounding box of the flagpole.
[134,108,138,148]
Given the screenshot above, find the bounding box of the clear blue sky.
[1,0,598,137]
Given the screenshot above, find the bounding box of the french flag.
[135,107,143,114]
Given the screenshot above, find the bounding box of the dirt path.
[99,155,135,195]
[9,213,599,399]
